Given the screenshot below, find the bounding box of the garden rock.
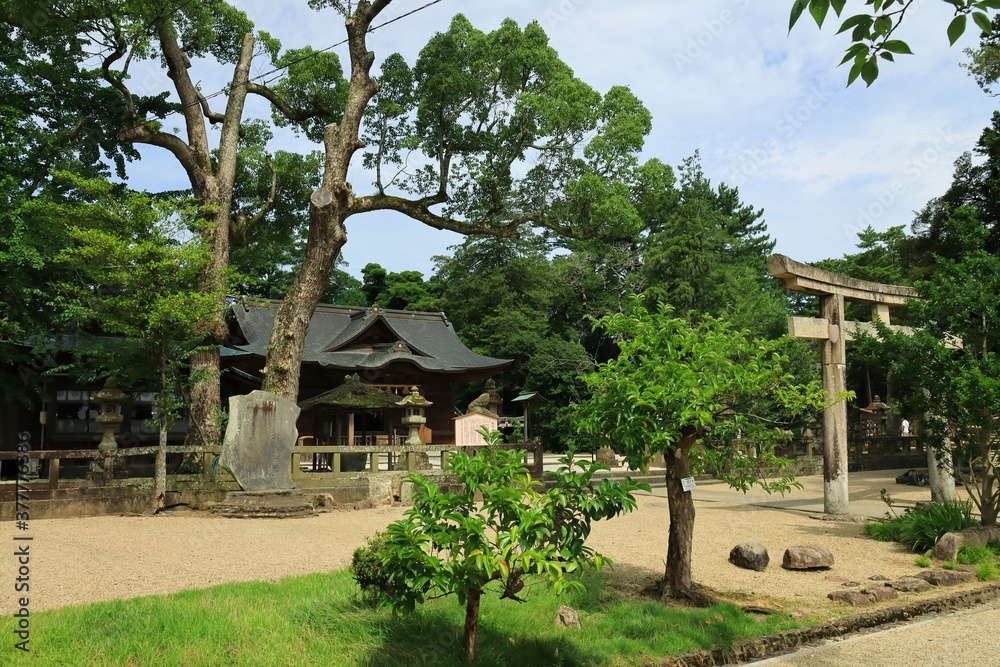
[827,590,871,607]
[890,577,933,593]
[729,542,770,571]
[862,587,899,603]
[782,545,834,570]
[917,570,976,587]
[895,469,929,486]
[555,605,581,629]
[933,525,1000,562]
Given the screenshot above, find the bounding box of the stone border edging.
[647,583,1000,666]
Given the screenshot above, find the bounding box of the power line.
[157,0,448,122]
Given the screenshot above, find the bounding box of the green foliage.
[914,554,932,567]
[957,544,1000,564]
[855,207,1000,525]
[864,501,978,553]
[350,531,399,607]
[576,298,828,489]
[3,567,801,667]
[863,519,906,543]
[977,562,999,580]
[376,427,647,657]
[789,0,1000,85]
[942,560,958,569]
[43,174,225,421]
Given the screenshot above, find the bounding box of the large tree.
[2,0,348,445]
[258,5,652,401]
[576,299,828,602]
[856,207,1000,524]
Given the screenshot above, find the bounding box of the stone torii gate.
[766,254,955,514]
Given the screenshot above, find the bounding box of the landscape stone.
[890,576,933,593]
[729,542,770,571]
[861,587,899,603]
[933,525,1000,561]
[917,569,976,587]
[868,574,890,581]
[827,590,871,607]
[218,391,300,491]
[782,545,835,570]
[555,605,581,629]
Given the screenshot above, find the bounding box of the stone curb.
[646,583,1000,666]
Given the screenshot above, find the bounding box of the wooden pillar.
[347,412,355,447]
[821,294,850,514]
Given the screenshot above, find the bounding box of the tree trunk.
[463,586,482,662]
[260,4,385,399]
[185,348,221,448]
[661,428,712,604]
[155,361,168,512]
[662,444,694,597]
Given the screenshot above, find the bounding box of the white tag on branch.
[681,476,697,492]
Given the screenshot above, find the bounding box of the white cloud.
[121,0,999,275]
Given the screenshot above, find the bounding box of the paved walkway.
[749,598,1000,666]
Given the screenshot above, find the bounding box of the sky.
[125,0,1000,279]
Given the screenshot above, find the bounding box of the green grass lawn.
[2,570,799,666]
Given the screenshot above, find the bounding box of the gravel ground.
[2,469,985,619]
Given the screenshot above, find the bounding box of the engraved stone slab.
[218,390,300,491]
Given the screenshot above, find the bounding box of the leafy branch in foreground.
[789,0,1000,85]
[372,427,648,661]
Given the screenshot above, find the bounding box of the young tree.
[576,299,828,602]
[46,176,224,510]
[377,429,647,661]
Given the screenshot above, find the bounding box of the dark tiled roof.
[231,301,510,374]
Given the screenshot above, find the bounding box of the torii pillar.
[767,254,939,514]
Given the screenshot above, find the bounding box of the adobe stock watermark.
[544,0,590,29]
[724,80,834,187]
[846,126,959,240]
[673,0,752,72]
[12,430,33,653]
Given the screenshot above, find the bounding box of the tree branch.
[245,82,330,122]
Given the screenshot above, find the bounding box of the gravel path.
[2,469,984,619]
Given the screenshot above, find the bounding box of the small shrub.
[864,520,905,542]
[914,555,932,568]
[957,545,996,565]
[896,502,977,553]
[976,562,998,582]
[349,531,396,607]
[942,561,958,570]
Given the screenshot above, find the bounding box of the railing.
[0,445,228,496]
[291,440,545,485]
[849,435,926,471]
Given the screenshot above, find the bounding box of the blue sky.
[125,1,999,279]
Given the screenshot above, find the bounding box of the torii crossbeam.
[767,254,944,514]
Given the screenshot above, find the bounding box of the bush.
[863,501,977,553]
[349,531,396,607]
[957,545,996,565]
[914,555,931,568]
[942,561,958,570]
[976,562,998,582]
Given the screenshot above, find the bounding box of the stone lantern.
[861,395,889,437]
[90,378,127,478]
[92,378,128,451]
[397,386,432,446]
